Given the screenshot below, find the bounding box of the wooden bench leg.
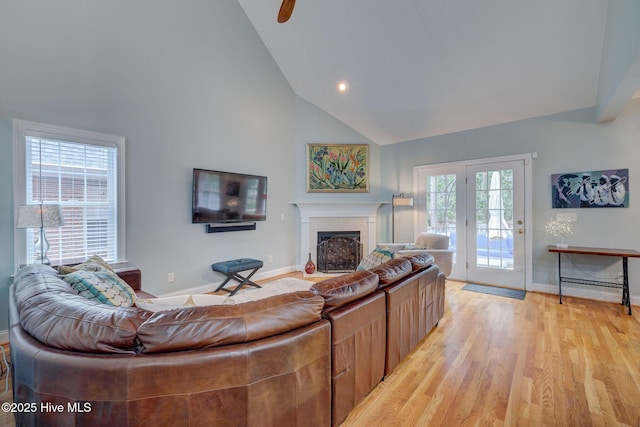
[214,276,234,293]
[216,267,262,296]
[227,268,261,296]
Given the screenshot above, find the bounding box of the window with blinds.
[14,120,125,267]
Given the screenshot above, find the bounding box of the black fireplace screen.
[316,231,362,273]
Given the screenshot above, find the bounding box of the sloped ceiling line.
[239,0,612,145]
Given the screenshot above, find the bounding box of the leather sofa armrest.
[370,258,412,288]
[113,267,142,291]
[396,249,452,277]
[400,253,435,271]
[311,270,378,313]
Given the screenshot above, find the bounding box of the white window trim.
[13,119,126,269]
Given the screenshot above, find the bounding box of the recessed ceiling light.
[337,81,348,92]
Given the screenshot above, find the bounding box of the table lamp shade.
[17,204,65,229]
[17,204,65,265]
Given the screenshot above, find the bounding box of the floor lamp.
[392,194,413,243]
[17,204,65,265]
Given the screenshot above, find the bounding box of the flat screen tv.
[192,168,267,223]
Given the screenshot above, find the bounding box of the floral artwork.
[551,168,629,208]
[307,144,369,192]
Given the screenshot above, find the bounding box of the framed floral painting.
[307,144,369,192]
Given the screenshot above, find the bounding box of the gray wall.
[294,97,380,202]
[0,1,374,334]
[2,0,639,336]
[381,100,640,300]
[0,114,13,331]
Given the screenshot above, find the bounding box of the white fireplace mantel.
[291,201,387,219]
[290,201,387,269]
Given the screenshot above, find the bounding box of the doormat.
[462,283,526,300]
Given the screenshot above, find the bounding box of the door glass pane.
[475,169,514,270]
[425,174,456,256]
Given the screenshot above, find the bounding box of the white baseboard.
[532,281,638,306]
[161,265,298,297]
[0,330,8,345]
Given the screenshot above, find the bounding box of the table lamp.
[17,204,65,265]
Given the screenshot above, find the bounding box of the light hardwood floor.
[2,278,639,427]
[342,280,640,427]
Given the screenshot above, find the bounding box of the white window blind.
[14,120,125,267]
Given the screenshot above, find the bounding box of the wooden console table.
[548,245,640,315]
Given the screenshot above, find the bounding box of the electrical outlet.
[168,272,175,283]
[268,255,273,263]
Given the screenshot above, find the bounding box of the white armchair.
[378,232,453,277]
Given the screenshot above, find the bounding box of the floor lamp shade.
[392,194,414,243]
[392,195,414,207]
[17,204,65,264]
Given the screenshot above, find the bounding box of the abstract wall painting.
[552,168,629,208]
[307,144,369,192]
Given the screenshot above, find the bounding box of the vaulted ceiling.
[238,0,613,145]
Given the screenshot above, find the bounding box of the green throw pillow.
[357,247,393,270]
[63,266,136,307]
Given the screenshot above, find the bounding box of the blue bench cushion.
[212,258,263,274]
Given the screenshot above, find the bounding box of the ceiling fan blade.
[277,0,295,23]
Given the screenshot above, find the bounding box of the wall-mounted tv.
[192,168,267,224]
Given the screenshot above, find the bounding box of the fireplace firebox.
[316,231,362,273]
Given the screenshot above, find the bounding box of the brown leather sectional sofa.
[313,254,445,425]
[9,255,445,426]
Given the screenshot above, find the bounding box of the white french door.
[466,161,525,289]
[415,155,530,290]
[415,165,466,279]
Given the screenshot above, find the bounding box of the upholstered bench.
[211,258,263,296]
